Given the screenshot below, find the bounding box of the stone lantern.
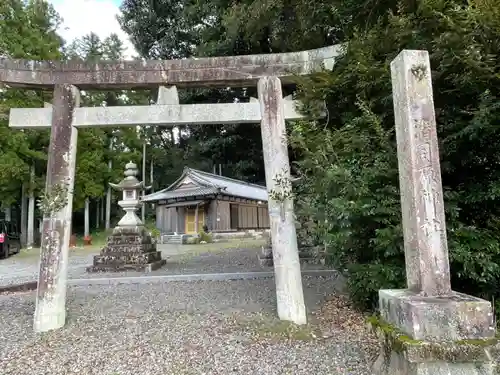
[110,161,150,228]
[86,162,166,273]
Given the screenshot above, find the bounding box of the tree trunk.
[4,207,11,221]
[95,200,100,229]
[84,198,90,237]
[150,159,154,210]
[27,164,35,249]
[142,142,146,223]
[106,141,112,230]
[101,197,104,222]
[20,184,27,247]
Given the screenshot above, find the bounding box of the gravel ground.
[0,246,328,286]
[0,276,377,375]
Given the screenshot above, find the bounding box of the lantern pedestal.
[86,161,166,273]
[86,226,165,272]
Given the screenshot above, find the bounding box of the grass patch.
[14,246,101,262]
[172,238,266,263]
[236,313,321,341]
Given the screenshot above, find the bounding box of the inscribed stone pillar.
[392,50,451,297]
[34,84,79,333]
[373,50,496,375]
[257,76,306,325]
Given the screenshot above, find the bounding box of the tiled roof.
[142,168,268,202]
[142,187,219,202]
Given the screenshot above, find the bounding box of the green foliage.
[119,0,268,185]
[292,0,500,311]
[199,231,213,244]
[150,227,161,239]
[0,0,62,207]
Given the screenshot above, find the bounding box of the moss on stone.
[367,315,500,362]
[367,315,423,354]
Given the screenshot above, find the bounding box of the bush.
[150,228,160,239]
[292,0,500,313]
[185,236,199,245]
[199,231,213,243]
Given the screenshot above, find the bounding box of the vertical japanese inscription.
[391,50,451,297]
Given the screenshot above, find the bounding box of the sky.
[48,0,136,58]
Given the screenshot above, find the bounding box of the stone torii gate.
[1,45,341,332]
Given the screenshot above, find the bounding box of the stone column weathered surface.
[393,50,451,297]
[258,76,306,325]
[373,50,496,375]
[34,84,79,332]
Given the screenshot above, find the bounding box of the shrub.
[292,0,500,313]
[199,230,213,243]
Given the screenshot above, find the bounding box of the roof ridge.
[188,168,266,189]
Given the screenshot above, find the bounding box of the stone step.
[100,244,156,253]
[258,254,325,267]
[93,251,162,266]
[161,235,183,244]
[98,249,158,257]
[87,259,166,273]
[107,235,153,245]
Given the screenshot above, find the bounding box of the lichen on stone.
[410,63,427,81]
[37,183,69,217]
[269,168,294,202]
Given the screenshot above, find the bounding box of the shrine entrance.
[185,207,205,234]
[1,45,341,332]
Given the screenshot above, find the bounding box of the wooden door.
[185,208,205,234]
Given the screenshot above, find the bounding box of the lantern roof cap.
[109,161,151,191]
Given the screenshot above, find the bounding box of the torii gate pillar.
[258,76,307,325]
[34,84,79,333]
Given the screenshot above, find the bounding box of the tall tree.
[118,0,268,184]
[0,0,63,218]
[291,0,500,310]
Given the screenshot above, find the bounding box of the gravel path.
[0,246,328,286]
[1,275,376,375]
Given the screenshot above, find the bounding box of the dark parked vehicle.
[0,220,21,259]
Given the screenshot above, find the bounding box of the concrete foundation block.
[370,316,498,375]
[379,289,495,341]
[371,289,498,375]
